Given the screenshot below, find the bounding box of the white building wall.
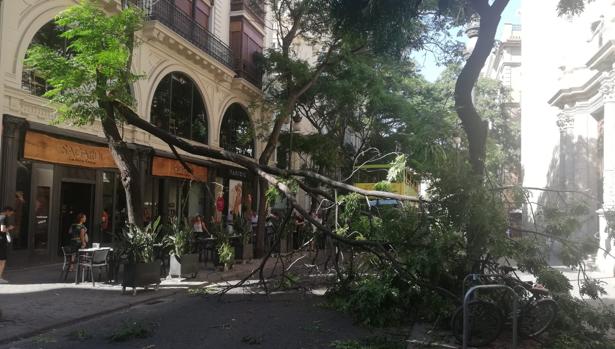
[212,0,230,45]
[521,0,615,271]
[521,0,577,203]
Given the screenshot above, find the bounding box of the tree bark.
[455,0,509,178]
[113,100,419,201]
[255,178,268,257]
[454,0,509,272]
[99,103,143,226]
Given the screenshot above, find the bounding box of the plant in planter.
[211,221,235,270]
[115,218,163,296]
[218,241,235,271]
[164,218,199,279]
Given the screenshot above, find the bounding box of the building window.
[151,72,208,144]
[220,104,255,157]
[22,22,69,96]
[194,0,210,29]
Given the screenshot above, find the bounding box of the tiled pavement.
[0,260,262,344]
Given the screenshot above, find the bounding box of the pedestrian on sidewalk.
[0,206,15,283]
[69,213,88,251]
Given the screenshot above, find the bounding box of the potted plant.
[211,221,235,270]
[116,218,163,296]
[218,241,235,271]
[164,219,199,279]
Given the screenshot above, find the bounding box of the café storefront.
[1,115,258,267]
[149,155,210,224]
[0,115,152,266]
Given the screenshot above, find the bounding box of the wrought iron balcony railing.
[136,0,234,69]
[234,58,262,88]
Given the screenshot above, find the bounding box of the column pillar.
[0,115,25,208]
[133,145,153,225]
[596,74,615,273]
[602,81,615,209]
[556,106,574,190]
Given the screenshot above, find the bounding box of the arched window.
[151,72,208,143]
[220,103,255,157]
[22,22,69,96]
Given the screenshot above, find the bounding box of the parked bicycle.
[450,266,558,347]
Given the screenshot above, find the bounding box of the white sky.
[414,0,522,82]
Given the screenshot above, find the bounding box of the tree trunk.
[454,0,509,272]
[255,177,268,257]
[455,0,509,178]
[99,109,143,227]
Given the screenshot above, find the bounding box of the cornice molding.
[587,40,615,72]
[548,71,602,108]
[141,21,236,85]
[231,78,262,99]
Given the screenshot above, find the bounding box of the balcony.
[135,0,234,69]
[234,57,262,88]
[231,0,265,25]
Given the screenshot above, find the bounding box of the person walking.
[0,206,15,283]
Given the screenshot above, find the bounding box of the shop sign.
[219,167,249,180]
[152,156,208,182]
[24,131,116,168]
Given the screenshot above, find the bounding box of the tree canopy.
[24,1,615,347]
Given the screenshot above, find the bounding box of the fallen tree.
[29,1,615,347]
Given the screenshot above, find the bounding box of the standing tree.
[25,2,144,225]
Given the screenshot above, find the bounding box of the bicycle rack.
[462,273,506,297]
[463,284,519,349]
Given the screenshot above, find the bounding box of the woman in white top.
[192,215,209,236]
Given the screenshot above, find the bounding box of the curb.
[0,288,178,346]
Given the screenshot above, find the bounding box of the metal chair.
[197,238,216,264]
[60,246,76,281]
[80,249,110,286]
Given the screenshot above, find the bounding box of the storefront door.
[58,181,94,255]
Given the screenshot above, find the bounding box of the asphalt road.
[2,290,373,349]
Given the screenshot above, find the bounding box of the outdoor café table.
[74,247,113,284]
[197,237,216,263]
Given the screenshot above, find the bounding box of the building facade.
[521,0,615,271]
[486,23,523,234]
[0,0,267,266]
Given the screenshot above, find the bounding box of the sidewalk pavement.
[0,259,262,345]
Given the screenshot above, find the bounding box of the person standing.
[215,191,225,224]
[69,213,88,252]
[0,206,15,283]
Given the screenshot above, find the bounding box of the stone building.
[0,0,267,266]
[521,0,615,271]
[483,22,523,234]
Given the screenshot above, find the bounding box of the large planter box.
[242,242,253,260]
[234,242,243,260]
[168,253,199,278]
[122,261,161,296]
